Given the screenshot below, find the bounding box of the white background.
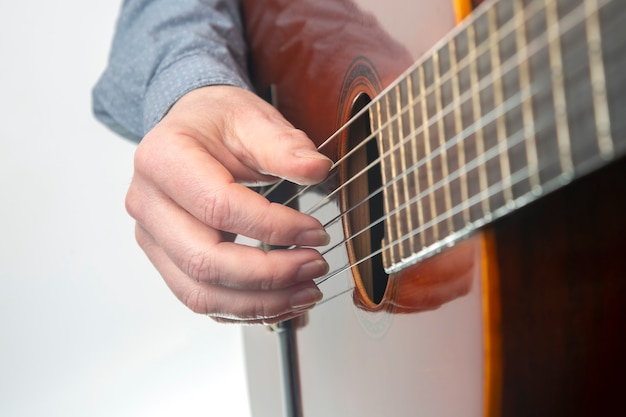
[0,1,251,416]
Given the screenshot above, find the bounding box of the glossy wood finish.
[242,2,488,416]
[493,158,626,416]
[242,0,463,145]
[241,0,626,416]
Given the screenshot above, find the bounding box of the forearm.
[92,0,251,142]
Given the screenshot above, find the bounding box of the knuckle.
[196,185,231,229]
[133,132,171,180]
[259,266,283,291]
[183,248,217,283]
[252,299,277,320]
[245,203,290,247]
[132,139,156,174]
[124,187,141,219]
[259,210,280,245]
[277,127,308,144]
[183,288,212,315]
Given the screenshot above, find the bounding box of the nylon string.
[259,0,605,302]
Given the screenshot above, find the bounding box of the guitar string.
[298,2,569,228]
[314,160,539,307]
[254,0,604,302]
[260,1,603,282]
[315,1,602,266]
[317,114,544,286]
[316,286,354,307]
[313,125,571,307]
[310,1,606,297]
[312,0,593,259]
[256,0,510,201]
[259,0,551,206]
[313,3,611,306]
[276,0,594,254]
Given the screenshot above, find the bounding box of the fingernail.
[290,287,323,309]
[296,259,330,281]
[293,150,333,165]
[295,229,331,247]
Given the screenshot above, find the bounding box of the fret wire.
[252,0,620,282]
[384,93,403,261]
[312,0,619,272]
[260,0,551,202]
[449,38,471,225]
[322,41,621,273]
[363,0,549,137]
[265,0,549,204]
[366,0,547,152]
[320,71,617,278]
[419,64,440,241]
[321,161,529,279]
[433,51,455,234]
[546,0,574,178]
[515,0,542,194]
[584,0,613,158]
[467,23,492,218]
[406,72,427,248]
[318,82,539,265]
[319,115,556,280]
[299,0,594,223]
[320,69,559,258]
[376,98,397,266]
[268,0,608,255]
[393,0,548,127]
[489,4,515,205]
[320,158,539,280]
[395,82,415,253]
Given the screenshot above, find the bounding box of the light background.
[0,1,251,416]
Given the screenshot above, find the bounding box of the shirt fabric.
[92,0,251,142]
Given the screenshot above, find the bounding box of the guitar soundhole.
[344,94,388,305]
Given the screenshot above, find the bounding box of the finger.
[132,137,330,247]
[230,118,333,186]
[174,85,333,186]
[136,225,324,320]
[127,185,329,289]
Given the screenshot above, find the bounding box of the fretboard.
[371,0,626,273]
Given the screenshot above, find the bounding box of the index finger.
[138,132,330,247]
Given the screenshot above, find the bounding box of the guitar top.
[241,0,626,416]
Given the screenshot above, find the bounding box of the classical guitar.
[240,0,626,415]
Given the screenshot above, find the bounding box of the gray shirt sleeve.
[92,0,252,142]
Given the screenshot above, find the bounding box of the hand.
[125,86,333,324]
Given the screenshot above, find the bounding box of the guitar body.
[240,0,626,416]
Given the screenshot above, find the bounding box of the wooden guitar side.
[493,159,626,416]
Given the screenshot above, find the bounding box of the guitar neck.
[370,0,626,273]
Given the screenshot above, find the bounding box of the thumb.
[256,124,333,185]
[229,93,333,185]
